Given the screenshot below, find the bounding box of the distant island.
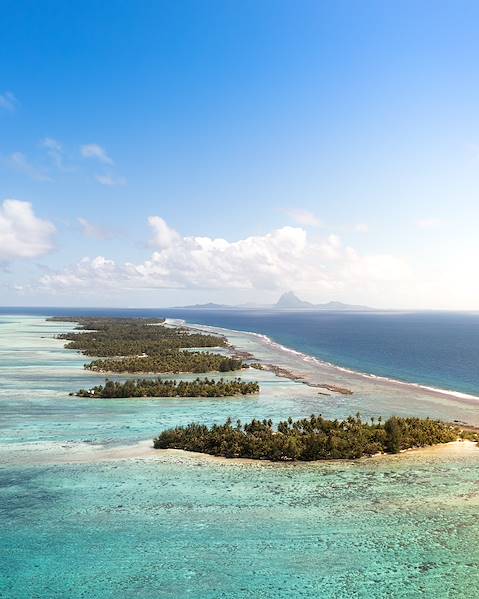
[274,291,373,311]
[154,414,475,461]
[50,316,247,375]
[174,291,374,312]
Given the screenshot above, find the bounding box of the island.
[74,377,260,398]
[49,316,245,374]
[86,354,243,374]
[153,414,476,461]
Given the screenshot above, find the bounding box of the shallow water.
[1,315,479,598]
[5,307,479,397]
[3,447,479,599]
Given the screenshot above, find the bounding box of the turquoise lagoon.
[1,315,479,598]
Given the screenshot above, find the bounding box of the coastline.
[153,439,479,466]
[6,438,477,467]
[4,318,479,598]
[49,314,479,406]
[175,319,479,406]
[52,315,479,429]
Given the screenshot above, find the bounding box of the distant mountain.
[172,292,374,311]
[275,291,314,309]
[274,292,374,311]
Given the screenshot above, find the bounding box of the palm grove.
[154,414,475,461]
[52,316,475,460]
[51,316,251,397]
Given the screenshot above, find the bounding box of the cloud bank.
[38,217,408,294]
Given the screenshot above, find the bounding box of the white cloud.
[415,218,442,230]
[39,256,117,291]
[81,144,113,165]
[77,217,113,240]
[95,173,127,186]
[148,216,181,249]
[0,199,56,261]
[38,218,409,294]
[0,91,17,111]
[5,152,51,181]
[286,209,322,227]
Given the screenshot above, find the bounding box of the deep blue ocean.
[2,307,479,396]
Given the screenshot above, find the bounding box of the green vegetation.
[86,354,243,373]
[49,316,245,374]
[153,414,471,461]
[50,317,226,356]
[75,377,259,398]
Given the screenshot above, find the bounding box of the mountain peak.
[274,292,374,311]
[275,291,313,308]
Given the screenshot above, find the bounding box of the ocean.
[4,307,479,396]
[1,311,479,598]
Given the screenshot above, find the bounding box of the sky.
[1,0,479,309]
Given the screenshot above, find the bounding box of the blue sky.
[1,0,479,308]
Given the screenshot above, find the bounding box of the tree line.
[49,316,245,375]
[74,377,259,398]
[51,317,227,357]
[86,353,243,374]
[153,413,473,461]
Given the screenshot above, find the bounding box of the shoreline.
[53,314,479,405]
[5,438,477,467]
[55,315,479,414]
[153,439,479,466]
[176,320,479,405]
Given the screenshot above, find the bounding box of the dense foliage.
[75,377,259,398]
[51,317,226,356]
[49,316,245,374]
[153,414,466,461]
[86,353,243,373]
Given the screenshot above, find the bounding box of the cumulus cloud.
[286,209,322,227]
[148,216,181,249]
[38,218,408,294]
[81,144,113,165]
[0,199,56,261]
[95,173,127,186]
[5,152,51,181]
[0,91,17,111]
